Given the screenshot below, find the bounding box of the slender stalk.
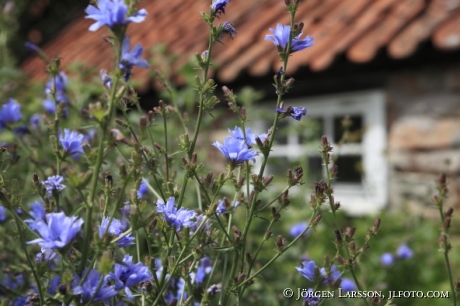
[236,11,296,299]
[12,210,44,305]
[163,108,170,181]
[437,187,457,306]
[235,214,316,290]
[153,216,210,304]
[80,74,120,274]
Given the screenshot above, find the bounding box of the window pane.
[333,115,363,144]
[306,156,323,184]
[334,155,362,183]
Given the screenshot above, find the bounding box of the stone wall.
[387,65,460,214]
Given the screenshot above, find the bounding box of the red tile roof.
[20,0,460,91]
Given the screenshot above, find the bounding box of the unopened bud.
[264,230,272,240]
[263,175,273,186]
[191,152,197,165]
[275,235,286,248]
[336,256,346,265]
[330,164,338,176]
[346,226,356,238]
[446,207,454,218]
[240,107,246,120]
[438,172,447,185]
[347,241,356,252]
[443,217,451,230]
[245,252,253,263]
[205,171,213,184]
[232,226,241,238]
[271,207,281,221]
[373,218,381,230]
[313,213,322,225]
[334,229,342,246]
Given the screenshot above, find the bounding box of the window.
[255,91,387,215]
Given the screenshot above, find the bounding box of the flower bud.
[312,213,322,225]
[334,229,342,246]
[232,226,241,238]
[275,235,286,248]
[264,230,272,240]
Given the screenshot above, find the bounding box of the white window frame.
[254,90,388,215]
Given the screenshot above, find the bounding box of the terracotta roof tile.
[433,9,460,49]
[347,0,426,63]
[21,0,460,89]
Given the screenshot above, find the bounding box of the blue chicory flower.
[221,22,237,39]
[320,264,340,284]
[36,248,60,270]
[213,137,258,166]
[227,126,267,146]
[157,197,196,232]
[192,257,212,284]
[12,296,29,306]
[0,99,22,129]
[47,275,61,295]
[106,254,153,300]
[27,212,84,249]
[380,252,394,267]
[25,42,40,52]
[59,129,85,159]
[137,179,149,198]
[216,200,227,216]
[207,284,221,295]
[276,106,307,120]
[211,0,231,16]
[164,277,187,304]
[85,0,148,31]
[29,114,41,129]
[99,217,135,248]
[45,72,69,104]
[396,243,413,259]
[265,24,314,54]
[189,214,212,234]
[24,201,46,230]
[302,288,320,306]
[72,269,118,302]
[340,278,356,292]
[99,69,113,89]
[42,72,69,116]
[0,205,6,222]
[118,36,149,81]
[42,175,66,198]
[289,222,311,237]
[1,273,24,290]
[296,260,316,282]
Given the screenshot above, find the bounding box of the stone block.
[388,116,460,150]
[388,149,460,174]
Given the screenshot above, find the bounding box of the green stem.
[438,197,457,306]
[80,74,120,274]
[12,211,44,305]
[235,214,316,290]
[153,216,210,304]
[163,109,170,182]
